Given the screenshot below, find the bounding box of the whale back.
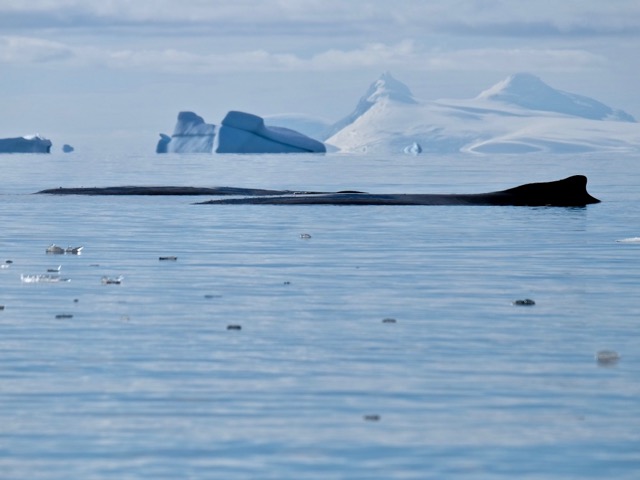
[493,175,600,206]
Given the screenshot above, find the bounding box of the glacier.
[0,134,52,154]
[325,72,640,154]
[157,111,216,154]
[216,111,326,154]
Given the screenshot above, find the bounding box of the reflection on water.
[1,152,639,479]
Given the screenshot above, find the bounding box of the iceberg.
[0,135,52,154]
[403,142,423,155]
[216,111,326,154]
[157,111,216,154]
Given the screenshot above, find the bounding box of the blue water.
[1,151,639,479]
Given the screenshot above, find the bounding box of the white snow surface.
[216,111,326,154]
[326,72,640,154]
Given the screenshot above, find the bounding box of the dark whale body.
[37,186,294,196]
[37,175,599,207]
[198,176,600,207]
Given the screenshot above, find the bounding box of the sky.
[1,0,639,151]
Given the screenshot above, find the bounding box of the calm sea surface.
[1,151,639,479]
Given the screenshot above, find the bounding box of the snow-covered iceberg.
[157,111,216,154]
[216,111,326,154]
[0,135,52,154]
[325,72,640,154]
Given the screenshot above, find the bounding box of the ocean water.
[1,151,639,479]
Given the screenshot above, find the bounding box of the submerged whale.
[37,186,291,196]
[36,175,600,207]
[198,175,600,207]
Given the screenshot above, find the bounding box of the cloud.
[0,35,605,75]
[0,1,388,37]
[0,36,74,63]
[424,48,606,72]
[3,0,638,40]
[437,20,640,38]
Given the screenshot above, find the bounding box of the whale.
[197,175,600,207]
[36,186,295,196]
[36,175,600,207]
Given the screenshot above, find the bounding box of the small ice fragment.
[55,314,73,319]
[46,244,65,254]
[101,275,123,285]
[21,274,70,283]
[513,299,535,306]
[363,415,381,422]
[299,233,312,239]
[227,324,242,330]
[596,350,620,366]
[616,237,640,243]
[47,265,61,273]
[382,318,397,323]
[66,246,83,255]
[159,256,178,261]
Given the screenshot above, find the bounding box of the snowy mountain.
[324,72,418,140]
[477,73,635,122]
[325,73,640,154]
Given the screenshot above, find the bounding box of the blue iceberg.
[0,135,52,154]
[216,111,326,154]
[157,111,216,154]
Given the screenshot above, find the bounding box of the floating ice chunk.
[403,142,422,155]
[66,246,83,255]
[513,298,535,306]
[101,275,123,285]
[596,350,620,366]
[21,274,70,283]
[46,244,65,254]
[62,144,74,153]
[47,265,62,273]
[616,237,640,243]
